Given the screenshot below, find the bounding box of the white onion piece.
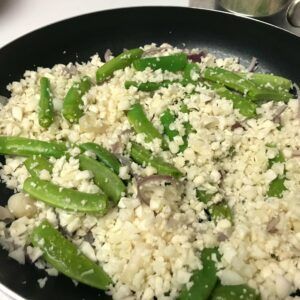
[0,206,14,221]
[267,216,280,233]
[104,49,112,62]
[8,193,37,218]
[247,57,258,72]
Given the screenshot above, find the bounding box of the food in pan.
[0,44,299,299]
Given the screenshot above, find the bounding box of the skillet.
[0,6,299,300]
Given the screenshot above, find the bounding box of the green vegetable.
[80,142,121,175]
[31,220,112,290]
[203,67,293,102]
[210,284,260,300]
[268,151,285,168]
[0,136,67,158]
[133,53,188,72]
[62,76,92,123]
[183,63,200,84]
[267,176,286,198]
[127,103,165,147]
[178,248,220,300]
[209,202,233,223]
[38,77,54,128]
[23,176,108,213]
[209,82,257,118]
[239,72,292,91]
[130,142,182,179]
[196,189,214,204]
[96,48,143,83]
[124,80,175,91]
[24,155,52,178]
[79,155,125,204]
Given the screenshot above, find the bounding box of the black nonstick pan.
[0,6,299,300]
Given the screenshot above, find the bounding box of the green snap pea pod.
[210,284,260,300]
[209,202,233,224]
[80,142,121,175]
[130,142,182,179]
[178,248,220,300]
[79,155,125,204]
[23,177,108,213]
[183,63,201,84]
[24,155,52,177]
[267,176,286,198]
[31,220,112,290]
[133,53,188,72]
[127,103,165,147]
[196,189,214,204]
[0,136,67,158]
[96,48,143,83]
[205,67,293,102]
[124,80,176,91]
[208,82,257,118]
[38,77,54,128]
[239,72,292,91]
[62,76,92,123]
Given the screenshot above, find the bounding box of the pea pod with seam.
[130,142,182,179]
[127,103,167,149]
[31,220,112,290]
[96,48,143,83]
[62,76,92,124]
[24,155,53,178]
[0,136,67,158]
[23,176,108,214]
[124,80,176,91]
[203,67,293,102]
[178,247,221,300]
[79,142,121,175]
[38,77,54,128]
[133,52,188,72]
[79,154,125,204]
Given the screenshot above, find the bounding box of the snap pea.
[196,189,214,204]
[210,284,260,300]
[133,53,188,72]
[239,72,292,91]
[208,82,257,118]
[209,202,233,224]
[267,176,286,198]
[183,63,200,83]
[38,77,54,128]
[0,136,67,158]
[178,248,220,300]
[24,155,52,178]
[80,142,121,175]
[203,67,293,102]
[130,142,182,179]
[79,155,125,204]
[23,176,108,213]
[124,80,175,91]
[127,103,165,147]
[31,220,112,290]
[62,76,92,124]
[96,48,143,83]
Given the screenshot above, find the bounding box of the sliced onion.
[293,83,300,118]
[217,232,228,242]
[187,52,206,62]
[292,150,300,157]
[136,175,178,205]
[266,216,280,233]
[272,104,287,123]
[104,49,112,62]
[247,57,258,72]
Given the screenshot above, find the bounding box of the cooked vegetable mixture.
[0,43,299,300]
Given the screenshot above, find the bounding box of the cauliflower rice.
[0,43,299,300]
